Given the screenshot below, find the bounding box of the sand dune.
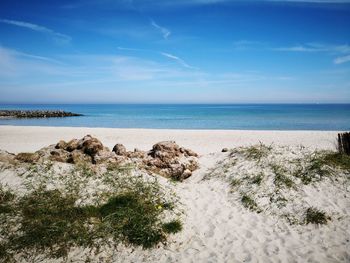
[0,126,348,262]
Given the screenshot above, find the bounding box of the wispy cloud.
[117,46,197,69]
[150,19,171,39]
[160,52,197,69]
[334,55,350,64]
[272,43,350,53]
[0,19,71,43]
[272,43,350,64]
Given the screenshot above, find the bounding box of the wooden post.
[338,132,350,155]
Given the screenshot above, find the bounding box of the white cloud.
[160,52,198,69]
[150,20,171,39]
[273,44,350,53]
[0,19,71,43]
[117,47,198,69]
[334,55,350,64]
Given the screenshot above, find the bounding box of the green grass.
[250,173,264,185]
[322,152,350,172]
[229,178,241,188]
[271,164,294,188]
[305,207,330,225]
[241,194,261,212]
[98,191,172,248]
[293,151,349,185]
[236,143,272,162]
[0,185,15,214]
[162,220,183,234]
[11,188,95,258]
[0,173,182,260]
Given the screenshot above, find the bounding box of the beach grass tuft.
[162,220,183,234]
[305,207,330,225]
[235,143,272,162]
[0,166,182,260]
[241,194,261,212]
[271,164,295,188]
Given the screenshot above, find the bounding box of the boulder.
[94,150,117,164]
[150,141,181,159]
[49,149,70,162]
[81,137,103,156]
[55,140,67,150]
[112,144,127,156]
[182,169,192,180]
[222,148,229,152]
[68,150,92,164]
[0,150,16,164]
[15,152,40,163]
[66,139,79,152]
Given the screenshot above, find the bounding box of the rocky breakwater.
[0,110,83,118]
[3,135,199,181]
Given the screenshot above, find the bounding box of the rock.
[0,150,16,164]
[66,139,79,152]
[49,149,70,162]
[222,148,229,152]
[143,141,199,180]
[150,141,181,159]
[168,163,185,178]
[55,140,67,149]
[112,144,127,156]
[94,150,117,164]
[184,158,199,171]
[182,169,192,179]
[81,136,104,156]
[68,150,92,164]
[0,110,83,118]
[183,148,198,157]
[15,152,40,163]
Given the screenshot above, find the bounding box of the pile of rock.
[113,141,199,180]
[7,135,199,180]
[0,110,83,118]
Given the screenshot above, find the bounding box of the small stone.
[222,148,229,152]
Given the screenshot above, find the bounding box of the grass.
[98,190,178,248]
[250,173,264,185]
[235,143,272,162]
[305,207,330,225]
[241,194,261,213]
[0,185,15,214]
[162,220,183,234]
[230,178,241,188]
[0,171,182,260]
[293,151,349,185]
[322,152,350,172]
[271,164,295,188]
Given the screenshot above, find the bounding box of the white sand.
[0,126,339,154]
[0,126,349,263]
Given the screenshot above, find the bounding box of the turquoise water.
[0,104,349,130]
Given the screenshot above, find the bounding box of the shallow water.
[0,104,349,130]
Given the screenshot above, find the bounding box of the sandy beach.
[0,126,349,263]
[0,126,339,154]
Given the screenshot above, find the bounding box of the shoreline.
[0,125,340,154]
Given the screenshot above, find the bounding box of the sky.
[0,0,350,104]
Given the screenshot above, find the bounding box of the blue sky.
[0,0,350,103]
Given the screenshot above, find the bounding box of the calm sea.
[0,104,349,130]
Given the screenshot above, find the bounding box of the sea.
[0,104,349,130]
